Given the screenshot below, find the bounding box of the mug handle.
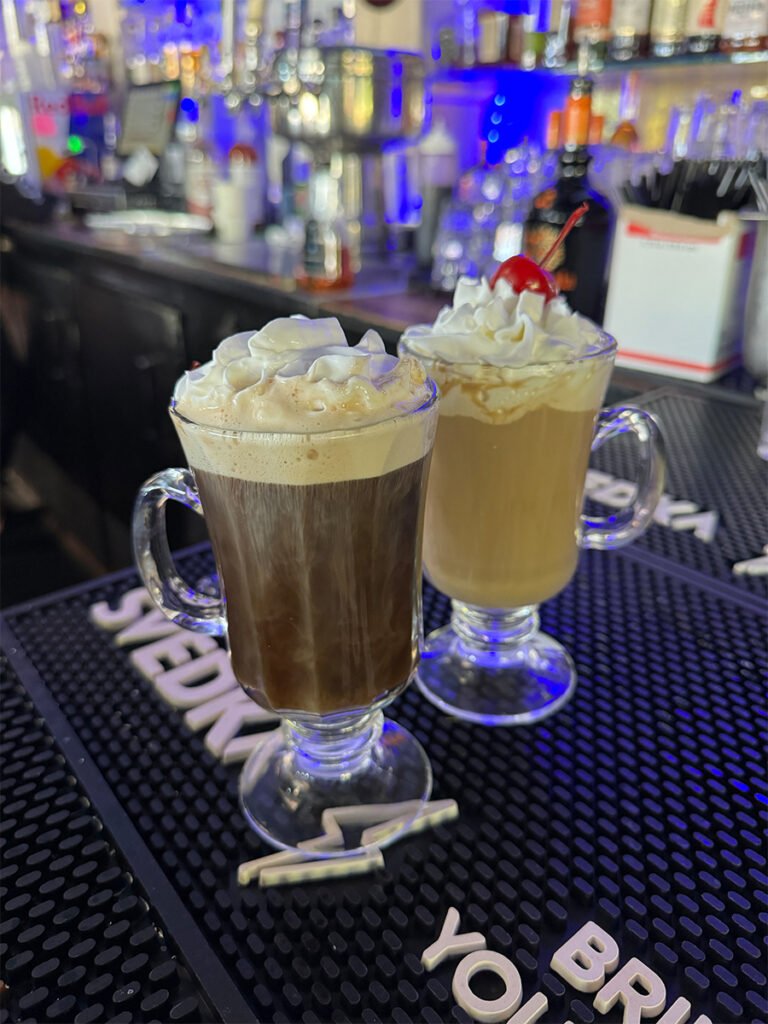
[132,467,226,635]
[580,406,666,551]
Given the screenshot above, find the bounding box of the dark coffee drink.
[195,457,430,715]
[170,316,437,720]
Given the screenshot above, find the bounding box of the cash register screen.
[118,82,180,157]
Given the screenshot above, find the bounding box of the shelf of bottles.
[427,0,768,76]
[436,47,768,76]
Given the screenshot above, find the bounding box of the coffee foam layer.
[424,357,613,425]
[175,411,435,485]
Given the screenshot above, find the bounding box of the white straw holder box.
[604,205,754,383]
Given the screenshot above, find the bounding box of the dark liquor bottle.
[523,78,613,323]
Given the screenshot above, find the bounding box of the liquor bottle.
[478,7,509,64]
[522,0,571,67]
[719,0,768,50]
[572,0,612,63]
[610,0,652,57]
[610,72,641,149]
[545,0,572,66]
[298,165,353,290]
[650,0,689,54]
[521,0,550,68]
[523,78,613,322]
[686,0,724,50]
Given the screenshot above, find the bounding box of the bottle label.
[563,97,591,147]
[574,0,612,26]
[651,0,688,35]
[686,0,724,32]
[611,0,652,32]
[721,0,768,35]
[524,223,567,272]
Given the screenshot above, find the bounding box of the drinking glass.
[399,331,665,726]
[132,384,439,853]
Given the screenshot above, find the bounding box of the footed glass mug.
[399,330,665,726]
[132,384,438,853]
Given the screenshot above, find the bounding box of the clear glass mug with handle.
[399,329,665,726]
[132,383,439,853]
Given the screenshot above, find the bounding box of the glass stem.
[452,601,540,650]
[283,710,383,780]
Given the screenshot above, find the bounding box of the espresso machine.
[217,0,430,257]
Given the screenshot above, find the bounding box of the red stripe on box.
[618,348,738,372]
[625,222,722,245]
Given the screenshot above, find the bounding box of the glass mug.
[132,384,439,853]
[399,330,665,726]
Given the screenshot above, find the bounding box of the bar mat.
[591,388,768,595]
[0,654,217,1024]
[2,545,766,1024]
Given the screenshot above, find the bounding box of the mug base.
[239,715,432,856]
[416,616,576,727]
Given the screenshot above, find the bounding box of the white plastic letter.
[130,632,217,681]
[89,587,152,631]
[154,649,237,708]
[653,494,699,526]
[204,696,278,758]
[421,907,486,971]
[550,922,620,992]
[452,950,522,1023]
[656,997,691,1024]
[584,470,614,495]
[591,480,637,509]
[507,992,548,1024]
[593,957,666,1023]
[117,608,183,647]
[670,510,718,543]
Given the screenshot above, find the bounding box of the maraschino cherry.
[489,254,558,300]
[489,201,589,302]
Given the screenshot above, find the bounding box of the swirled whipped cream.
[402,275,604,367]
[173,316,436,484]
[400,277,612,424]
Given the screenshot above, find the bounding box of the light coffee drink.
[411,363,610,609]
[399,274,662,727]
[401,278,612,608]
[172,316,436,718]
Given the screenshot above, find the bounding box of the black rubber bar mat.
[590,388,768,597]
[2,539,766,1024]
[0,655,220,1024]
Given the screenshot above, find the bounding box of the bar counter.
[5,219,444,350]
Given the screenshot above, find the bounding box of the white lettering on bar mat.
[237,799,459,888]
[89,586,279,763]
[421,911,715,1024]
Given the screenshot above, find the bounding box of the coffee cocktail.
[133,316,438,851]
[401,273,664,727]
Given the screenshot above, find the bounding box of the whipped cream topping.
[172,316,436,485]
[174,316,430,432]
[399,277,613,424]
[401,275,605,367]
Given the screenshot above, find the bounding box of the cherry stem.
[539,202,590,271]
